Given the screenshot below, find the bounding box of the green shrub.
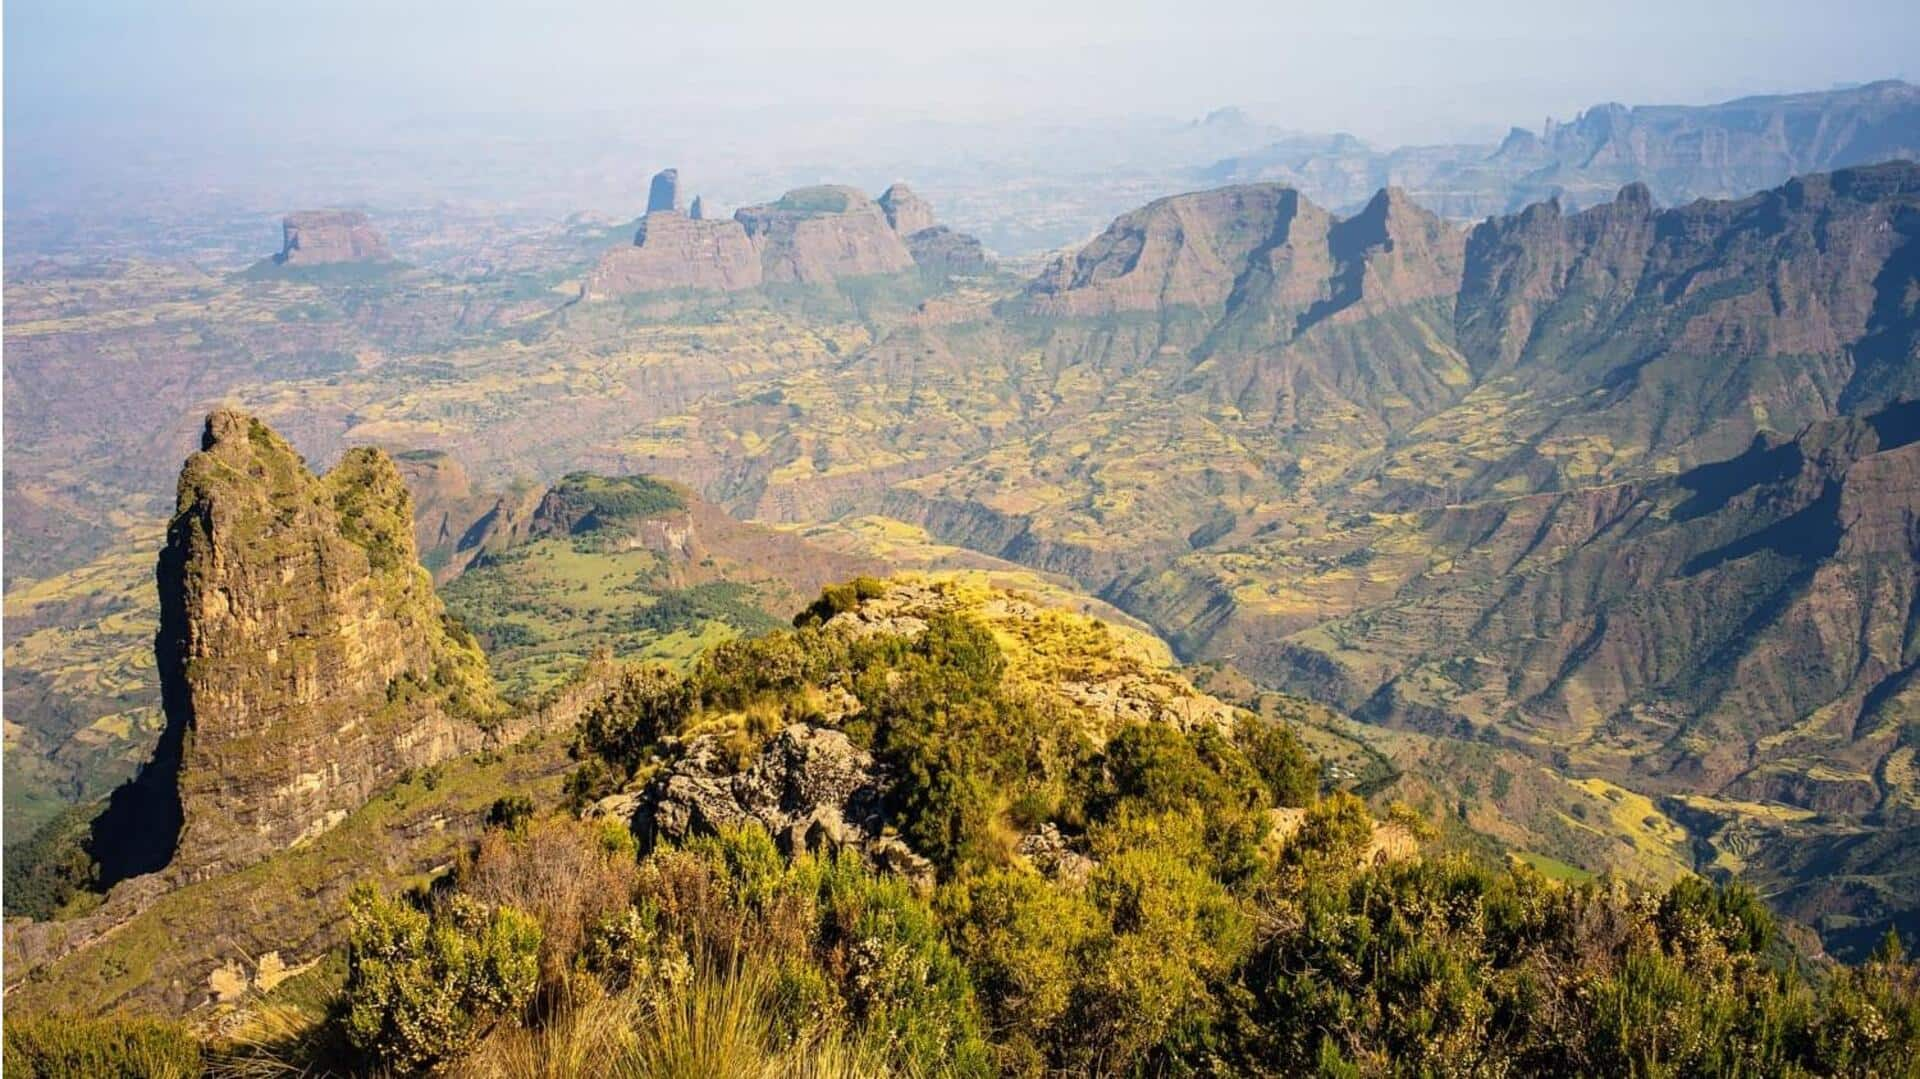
[1280,790,1374,871]
[2,801,102,920]
[1090,724,1272,879]
[1233,713,1318,807]
[486,794,535,832]
[570,663,690,784]
[793,576,890,627]
[342,888,541,1074]
[3,1014,201,1079]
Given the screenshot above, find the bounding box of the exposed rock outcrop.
[584,211,764,297]
[98,411,504,884]
[395,449,545,583]
[275,210,390,266]
[878,182,937,235]
[905,226,990,275]
[688,195,705,221]
[646,168,681,214]
[587,180,974,297]
[734,186,917,285]
[613,723,932,884]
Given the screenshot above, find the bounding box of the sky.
[6,0,1920,235]
[9,0,1918,142]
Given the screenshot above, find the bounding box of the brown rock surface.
[395,449,544,583]
[105,410,504,883]
[734,185,916,285]
[584,211,764,297]
[905,226,990,275]
[877,182,937,235]
[276,210,390,265]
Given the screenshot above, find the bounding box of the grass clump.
[3,1014,201,1078]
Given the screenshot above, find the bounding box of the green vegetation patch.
[546,473,686,534]
[770,187,860,214]
[3,1014,201,1078]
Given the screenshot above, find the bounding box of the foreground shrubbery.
[309,812,1920,1077]
[19,589,1920,1076]
[335,819,993,1076]
[2,1014,201,1078]
[542,596,1920,1076]
[568,603,1319,880]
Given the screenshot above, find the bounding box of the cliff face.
[395,449,544,583]
[904,226,990,275]
[734,185,917,285]
[276,210,391,265]
[124,411,503,882]
[1021,185,1310,318]
[583,211,764,297]
[878,182,937,235]
[586,178,993,297]
[1447,161,1920,486]
[646,168,682,214]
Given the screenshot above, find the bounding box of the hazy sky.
[10,0,1917,143]
[6,0,1920,244]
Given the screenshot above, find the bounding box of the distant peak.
[647,168,682,214]
[878,182,936,234]
[276,209,389,266]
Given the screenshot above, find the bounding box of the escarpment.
[586,172,988,297]
[98,410,506,884]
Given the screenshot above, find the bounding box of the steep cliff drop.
[91,410,504,886]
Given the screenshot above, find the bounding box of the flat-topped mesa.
[275,210,391,265]
[733,185,917,284]
[587,178,995,297]
[585,210,763,297]
[646,168,682,214]
[98,410,505,884]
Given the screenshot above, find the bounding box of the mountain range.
[1205,79,1920,219]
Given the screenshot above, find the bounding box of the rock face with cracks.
[610,723,935,885]
[98,410,503,885]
